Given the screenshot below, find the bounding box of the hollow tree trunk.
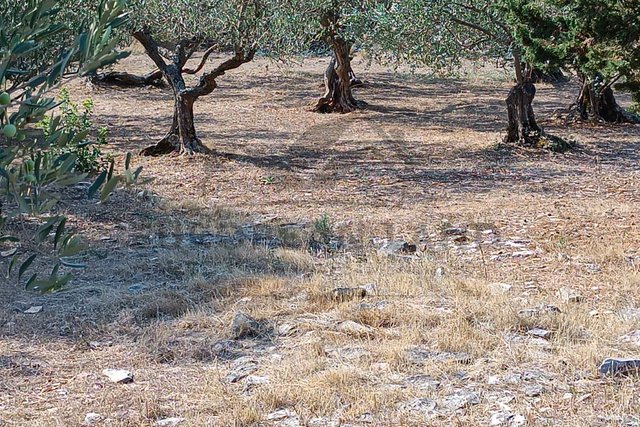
[314,39,363,113]
[576,77,639,123]
[505,81,541,145]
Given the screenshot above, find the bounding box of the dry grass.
[1,53,640,426]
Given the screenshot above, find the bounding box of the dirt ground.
[1,53,640,426]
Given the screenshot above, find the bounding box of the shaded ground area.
[1,54,640,426]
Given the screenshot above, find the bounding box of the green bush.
[39,88,113,174]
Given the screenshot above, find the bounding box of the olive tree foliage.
[504,0,640,123]
[126,0,286,156]
[0,0,143,293]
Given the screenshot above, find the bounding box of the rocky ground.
[1,54,640,426]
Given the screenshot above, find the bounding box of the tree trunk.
[576,77,639,123]
[134,31,211,156]
[139,64,210,156]
[349,64,364,87]
[141,94,210,156]
[504,81,541,145]
[314,39,364,113]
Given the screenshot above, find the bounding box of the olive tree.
[276,0,396,113]
[0,0,143,292]
[505,0,640,123]
[385,0,568,149]
[124,0,280,156]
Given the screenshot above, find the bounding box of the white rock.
[230,312,262,339]
[277,323,296,336]
[527,328,552,339]
[266,409,300,426]
[512,250,536,258]
[404,374,440,390]
[440,390,480,411]
[84,412,103,425]
[490,412,514,426]
[243,375,270,394]
[402,397,437,414]
[488,282,512,294]
[503,240,529,248]
[102,368,133,384]
[619,330,640,346]
[523,384,544,397]
[511,414,526,426]
[558,287,583,303]
[267,409,297,421]
[308,417,340,427]
[336,320,373,336]
[487,375,501,385]
[24,306,43,314]
[226,357,258,383]
[155,418,185,427]
[360,282,377,294]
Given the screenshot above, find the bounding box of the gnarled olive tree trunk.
[134,30,254,156]
[505,54,541,145]
[142,89,208,156]
[576,75,639,123]
[504,80,540,145]
[314,38,364,114]
[504,52,569,151]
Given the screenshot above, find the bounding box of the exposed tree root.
[90,70,165,87]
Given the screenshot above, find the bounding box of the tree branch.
[183,44,219,75]
[133,30,169,72]
[184,49,256,99]
[449,17,506,44]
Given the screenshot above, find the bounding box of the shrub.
[0,0,142,293]
[39,88,113,174]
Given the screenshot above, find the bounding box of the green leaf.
[35,216,60,243]
[53,217,66,248]
[25,274,38,290]
[60,258,87,269]
[88,170,107,198]
[59,236,85,257]
[56,173,87,187]
[56,153,77,175]
[99,176,120,202]
[106,158,115,181]
[18,254,37,279]
[7,253,20,277]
